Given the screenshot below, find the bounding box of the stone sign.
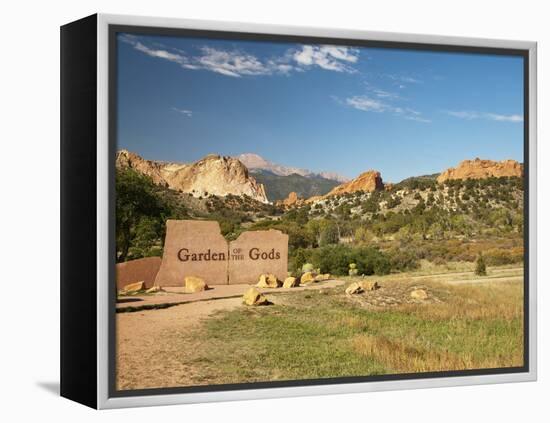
[116,256,161,290]
[154,220,229,287]
[154,220,288,286]
[228,230,288,284]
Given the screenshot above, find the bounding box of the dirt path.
[116,281,345,390]
[116,296,243,390]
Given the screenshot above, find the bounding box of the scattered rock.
[256,273,280,288]
[360,281,380,291]
[314,273,331,282]
[243,287,270,306]
[345,282,364,295]
[185,276,208,293]
[300,272,316,284]
[410,289,428,300]
[282,276,299,288]
[145,285,164,293]
[121,281,146,293]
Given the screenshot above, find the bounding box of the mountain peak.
[237,153,349,183]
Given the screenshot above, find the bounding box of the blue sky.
[116,33,524,182]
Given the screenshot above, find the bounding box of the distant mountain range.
[116,150,523,205]
[238,153,350,183]
[251,170,340,202]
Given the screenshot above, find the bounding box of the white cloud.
[446,110,523,123]
[121,35,360,77]
[293,45,359,73]
[485,113,523,122]
[172,107,192,117]
[387,74,422,84]
[346,96,388,112]
[344,95,430,122]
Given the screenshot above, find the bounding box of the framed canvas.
[60,13,537,409]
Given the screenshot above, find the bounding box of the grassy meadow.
[173,267,523,386]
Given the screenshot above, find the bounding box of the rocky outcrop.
[116,150,269,203]
[277,191,305,208]
[437,158,523,183]
[116,150,168,186]
[316,170,384,200]
[163,155,268,202]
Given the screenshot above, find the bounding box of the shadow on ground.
[36,381,60,396]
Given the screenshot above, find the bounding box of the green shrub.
[475,253,487,276]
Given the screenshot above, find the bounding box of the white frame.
[96,13,537,409]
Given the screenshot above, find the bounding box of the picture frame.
[60,13,537,409]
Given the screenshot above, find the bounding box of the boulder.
[360,281,380,291]
[300,272,316,284]
[256,273,280,288]
[243,287,270,306]
[185,276,208,293]
[283,276,299,288]
[314,273,331,282]
[345,282,364,295]
[122,281,146,293]
[410,289,428,300]
[145,285,164,294]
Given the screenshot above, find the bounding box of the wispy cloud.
[343,95,430,123]
[293,45,359,73]
[172,107,192,117]
[445,110,523,123]
[121,35,360,77]
[386,74,422,88]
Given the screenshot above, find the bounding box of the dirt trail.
[116,297,243,390]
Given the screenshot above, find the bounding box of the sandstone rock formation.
[116,150,269,203]
[115,150,168,186]
[437,158,523,183]
[243,287,270,306]
[185,276,208,293]
[307,170,384,202]
[277,191,305,208]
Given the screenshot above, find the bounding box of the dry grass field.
[116,265,524,391]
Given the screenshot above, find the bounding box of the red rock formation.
[437,158,523,183]
[324,170,384,197]
[277,191,305,208]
